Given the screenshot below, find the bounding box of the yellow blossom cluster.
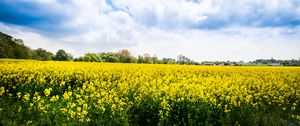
[0,59,299,125]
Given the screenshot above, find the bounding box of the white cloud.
[127,26,300,61]
[0,0,299,61]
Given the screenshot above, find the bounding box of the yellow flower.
[17,92,22,98]
[60,81,66,87]
[71,103,76,108]
[77,107,81,112]
[0,86,5,95]
[68,91,72,96]
[83,103,88,109]
[86,118,91,122]
[1,59,300,123]
[44,88,52,97]
[82,110,88,115]
[63,92,70,100]
[50,95,59,102]
[60,108,68,113]
[23,93,30,101]
[111,104,116,110]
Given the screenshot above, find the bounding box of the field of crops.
[0,59,300,125]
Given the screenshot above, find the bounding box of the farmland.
[0,59,300,125]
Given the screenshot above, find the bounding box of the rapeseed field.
[0,59,299,125]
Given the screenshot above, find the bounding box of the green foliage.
[137,54,162,64]
[162,58,176,64]
[177,55,192,65]
[0,32,32,59]
[54,49,72,61]
[1,97,297,126]
[99,52,119,62]
[84,53,102,62]
[32,48,54,61]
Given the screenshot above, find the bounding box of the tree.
[99,52,119,62]
[83,53,102,62]
[137,55,144,63]
[177,55,192,65]
[117,49,133,63]
[151,55,158,64]
[162,58,176,64]
[74,56,85,62]
[0,32,31,59]
[143,53,151,63]
[32,48,53,61]
[14,43,32,59]
[54,49,71,61]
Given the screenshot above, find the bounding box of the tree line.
[1,31,300,66]
[73,50,195,64]
[251,58,300,66]
[0,31,193,64]
[0,32,72,61]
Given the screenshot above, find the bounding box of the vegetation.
[0,32,32,59]
[0,59,300,125]
[252,58,300,66]
[0,32,72,61]
[53,49,73,61]
[31,48,54,61]
[1,31,300,66]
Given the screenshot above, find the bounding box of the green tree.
[162,58,176,64]
[54,49,71,61]
[74,56,85,62]
[32,48,53,61]
[137,55,143,63]
[84,53,102,62]
[0,32,31,59]
[99,52,119,62]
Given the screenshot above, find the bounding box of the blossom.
[44,88,52,97]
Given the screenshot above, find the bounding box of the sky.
[0,0,300,61]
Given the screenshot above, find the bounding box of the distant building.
[270,63,282,66]
[203,62,214,66]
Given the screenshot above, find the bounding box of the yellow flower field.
[0,59,299,125]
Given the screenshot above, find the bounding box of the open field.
[0,59,300,125]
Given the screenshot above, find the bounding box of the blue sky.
[0,0,300,61]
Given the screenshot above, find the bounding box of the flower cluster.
[0,59,299,125]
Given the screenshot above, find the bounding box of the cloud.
[112,0,300,29]
[127,26,300,61]
[0,0,70,32]
[0,0,299,61]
